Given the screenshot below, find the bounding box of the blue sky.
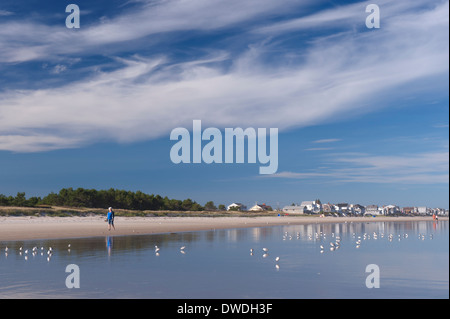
[0,0,448,208]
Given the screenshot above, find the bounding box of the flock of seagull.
[2,243,72,261]
[1,229,435,266]
[245,229,436,269]
[2,242,187,260]
[281,229,434,254]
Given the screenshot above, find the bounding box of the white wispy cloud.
[0,10,13,16]
[312,139,341,144]
[0,0,305,63]
[268,151,449,184]
[0,0,448,152]
[304,147,335,151]
[0,135,83,153]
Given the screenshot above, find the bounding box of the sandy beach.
[0,215,446,241]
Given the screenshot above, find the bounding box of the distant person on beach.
[107,207,115,230]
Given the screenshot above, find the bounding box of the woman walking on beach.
[107,207,115,231]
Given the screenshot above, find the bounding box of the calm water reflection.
[0,220,448,299]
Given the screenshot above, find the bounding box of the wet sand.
[0,215,445,241]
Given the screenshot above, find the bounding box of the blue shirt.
[107,211,114,220]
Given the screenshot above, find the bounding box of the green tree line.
[0,188,218,211]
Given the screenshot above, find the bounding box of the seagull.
[180,246,185,250]
[4,247,8,252]
[320,245,324,250]
[155,247,160,253]
[275,257,280,262]
[262,248,268,252]
[68,244,71,248]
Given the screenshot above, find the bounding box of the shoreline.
[0,215,446,242]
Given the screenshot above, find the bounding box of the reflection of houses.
[300,201,322,214]
[227,203,247,211]
[282,205,305,214]
[249,203,272,212]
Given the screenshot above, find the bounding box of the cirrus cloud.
[0,0,448,152]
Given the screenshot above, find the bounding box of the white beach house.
[227,203,247,211]
[282,205,305,214]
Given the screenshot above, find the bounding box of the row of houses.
[227,201,449,216]
[284,202,449,216]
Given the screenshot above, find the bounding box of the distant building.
[383,205,401,215]
[430,207,446,216]
[249,203,272,212]
[402,207,417,215]
[249,205,264,211]
[351,204,365,215]
[365,205,382,216]
[300,201,322,214]
[417,207,429,215]
[335,203,350,214]
[322,203,335,213]
[282,205,305,214]
[227,203,247,211]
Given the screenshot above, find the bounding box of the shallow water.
[0,220,448,299]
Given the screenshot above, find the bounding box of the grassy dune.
[0,205,283,218]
